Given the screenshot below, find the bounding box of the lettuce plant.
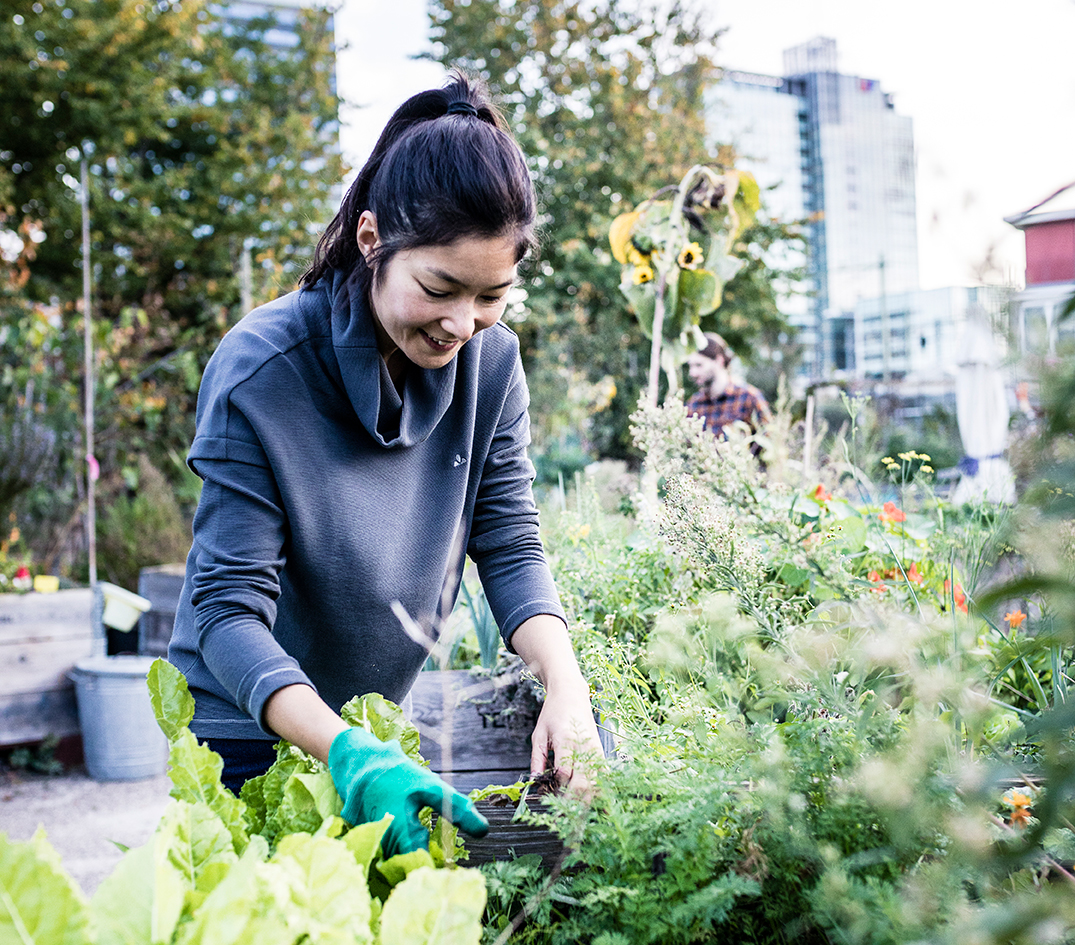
[0,660,487,944]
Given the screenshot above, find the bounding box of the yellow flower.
[626,244,649,266]
[919,453,931,462]
[881,457,894,465]
[920,464,934,474]
[677,241,704,270]
[632,264,655,285]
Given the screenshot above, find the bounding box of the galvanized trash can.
[70,655,169,781]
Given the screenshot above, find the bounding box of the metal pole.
[81,155,97,588]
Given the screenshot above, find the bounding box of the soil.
[0,764,171,895]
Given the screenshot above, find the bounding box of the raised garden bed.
[0,588,99,747]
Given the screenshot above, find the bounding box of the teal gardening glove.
[328,727,489,857]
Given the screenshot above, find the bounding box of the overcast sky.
[333,0,1075,291]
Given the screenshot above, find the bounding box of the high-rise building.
[706,37,919,379]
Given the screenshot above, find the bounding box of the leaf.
[378,866,486,945]
[608,210,640,264]
[270,772,343,840]
[340,816,393,874]
[621,280,656,337]
[468,782,528,804]
[171,842,293,945]
[93,800,238,945]
[341,693,424,765]
[829,516,867,553]
[148,658,195,741]
[376,848,436,887]
[675,267,718,321]
[241,741,316,837]
[777,562,812,589]
[733,171,761,235]
[272,833,374,944]
[0,829,91,945]
[91,842,156,945]
[167,729,249,854]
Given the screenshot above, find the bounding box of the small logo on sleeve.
[452,454,468,468]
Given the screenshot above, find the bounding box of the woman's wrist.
[263,683,350,764]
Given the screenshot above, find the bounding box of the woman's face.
[357,211,519,370]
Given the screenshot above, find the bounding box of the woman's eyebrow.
[423,267,516,290]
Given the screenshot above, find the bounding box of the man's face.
[687,352,727,391]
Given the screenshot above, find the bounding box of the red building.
[1005,182,1075,357]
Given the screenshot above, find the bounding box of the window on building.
[1024,306,1048,353]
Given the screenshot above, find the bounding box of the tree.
[426,0,719,462]
[0,0,343,572]
[426,0,799,464]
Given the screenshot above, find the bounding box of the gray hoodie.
[168,269,565,740]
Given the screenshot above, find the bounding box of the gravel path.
[0,767,172,895]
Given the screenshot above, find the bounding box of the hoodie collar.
[327,269,458,448]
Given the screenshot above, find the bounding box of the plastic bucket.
[99,582,152,632]
[70,655,169,780]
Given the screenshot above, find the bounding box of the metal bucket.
[70,655,168,781]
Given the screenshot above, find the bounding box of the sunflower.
[677,241,704,270]
[632,264,655,285]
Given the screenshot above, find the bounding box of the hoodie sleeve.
[186,393,314,734]
[467,355,567,647]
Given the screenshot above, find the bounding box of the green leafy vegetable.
[379,866,487,945]
[0,829,90,945]
[341,692,426,766]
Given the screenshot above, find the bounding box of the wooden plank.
[440,798,565,871]
[409,670,534,772]
[0,687,80,746]
[0,636,96,696]
[436,768,532,794]
[416,716,532,773]
[0,589,95,644]
[138,564,185,613]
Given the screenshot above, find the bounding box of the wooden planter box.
[466,796,566,872]
[136,563,186,657]
[0,588,99,747]
[409,668,536,794]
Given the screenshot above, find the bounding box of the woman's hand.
[264,684,488,856]
[328,728,489,857]
[509,615,605,794]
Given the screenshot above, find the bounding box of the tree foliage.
[0,0,343,571]
[426,0,800,463]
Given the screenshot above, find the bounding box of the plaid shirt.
[686,383,772,439]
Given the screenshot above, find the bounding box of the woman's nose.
[440,300,478,341]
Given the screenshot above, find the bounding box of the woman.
[167,73,602,856]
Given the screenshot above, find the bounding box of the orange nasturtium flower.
[879,501,906,524]
[811,484,832,503]
[943,579,968,614]
[1005,609,1027,629]
[1004,790,1033,829]
[906,562,924,585]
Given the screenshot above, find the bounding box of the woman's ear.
[356,210,380,259]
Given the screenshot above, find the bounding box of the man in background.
[685,332,771,443]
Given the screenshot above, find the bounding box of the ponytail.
[301,71,536,294]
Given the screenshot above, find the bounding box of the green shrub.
[96,455,192,590]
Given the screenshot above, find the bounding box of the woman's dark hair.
[301,71,536,294]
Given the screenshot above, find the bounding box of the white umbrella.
[951,312,1016,506]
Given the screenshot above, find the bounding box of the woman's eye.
[420,285,450,299]
[481,295,506,305]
